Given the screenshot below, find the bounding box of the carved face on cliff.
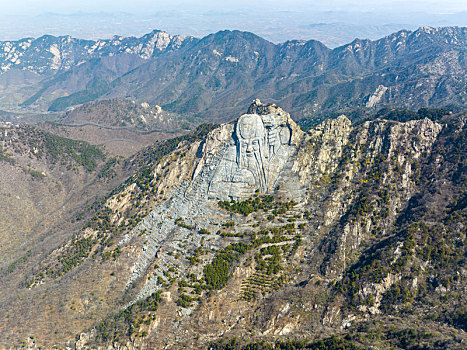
[235,114,267,189]
[208,110,296,200]
[236,114,265,166]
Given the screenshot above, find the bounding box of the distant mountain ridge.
[0,26,465,120]
[0,30,189,73]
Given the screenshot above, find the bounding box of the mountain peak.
[247,99,285,116]
[418,25,436,34]
[210,29,269,42]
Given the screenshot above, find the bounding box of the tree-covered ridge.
[332,114,466,329]
[374,106,453,123]
[298,106,452,131]
[56,98,195,132]
[0,125,105,171]
[125,123,218,169]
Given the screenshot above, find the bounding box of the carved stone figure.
[236,113,268,190]
[208,105,295,200]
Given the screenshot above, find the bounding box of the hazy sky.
[1,0,466,15]
[0,0,465,44]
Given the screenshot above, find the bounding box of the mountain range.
[0,26,466,121]
[0,25,466,349]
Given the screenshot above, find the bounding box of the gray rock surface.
[125,101,304,303]
[209,100,301,200]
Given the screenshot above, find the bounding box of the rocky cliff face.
[0,101,465,349]
[0,30,188,74]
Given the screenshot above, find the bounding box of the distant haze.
[2,1,467,14]
[0,1,466,46]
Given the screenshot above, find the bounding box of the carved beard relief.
[236,115,268,192]
[207,111,295,201]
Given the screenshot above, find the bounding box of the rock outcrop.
[1,102,465,350]
[209,100,303,200]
